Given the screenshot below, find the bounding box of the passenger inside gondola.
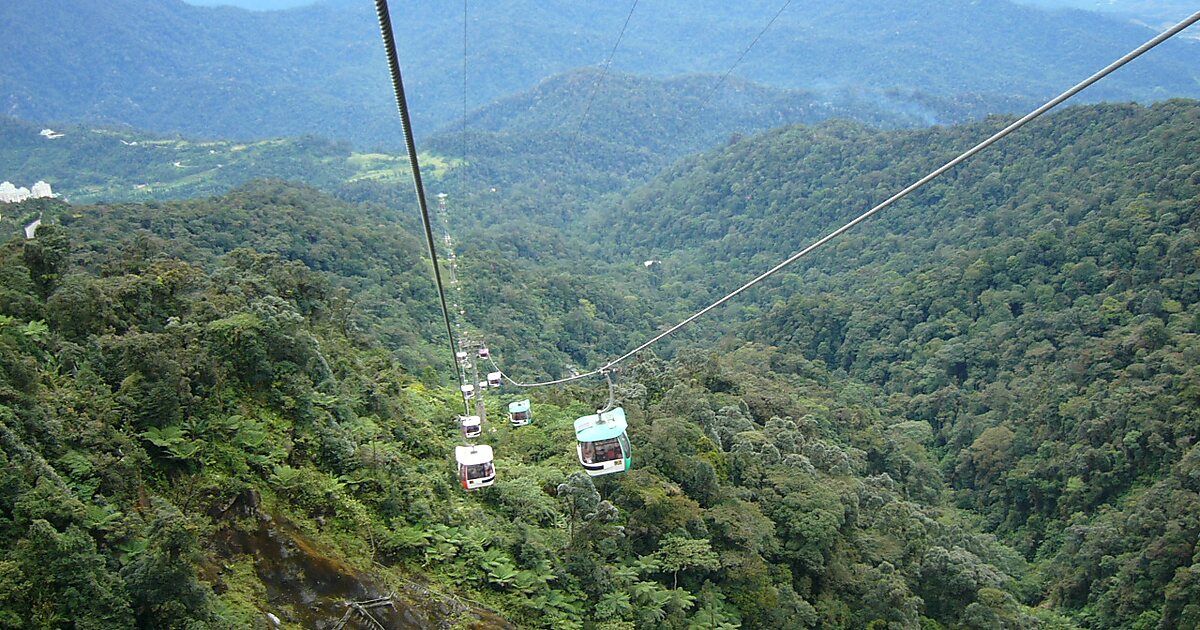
[582,438,622,464]
[464,462,494,479]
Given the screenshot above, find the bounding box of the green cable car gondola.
[508,399,532,427]
[574,407,631,476]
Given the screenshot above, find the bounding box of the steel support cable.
[488,356,587,388]
[487,9,1200,389]
[702,0,792,106]
[574,0,640,141]
[461,0,469,217]
[374,0,469,415]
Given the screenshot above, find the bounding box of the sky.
[184,0,315,10]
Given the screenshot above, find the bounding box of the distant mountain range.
[2,0,1198,148]
[1,69,1015,210]
[1013,1,1198,29]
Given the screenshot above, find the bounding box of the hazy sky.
[184,0,315,10]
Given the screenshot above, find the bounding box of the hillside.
[0,182,1071,629]
[596,99,1200,627]
[0,71,977,223]
[2,0,1198,146]
[3,94,1200,627]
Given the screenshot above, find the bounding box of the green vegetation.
[601,99,1200,628]
[1,98,1198,628]
[0,191,1053,627]
[0,116,463,204]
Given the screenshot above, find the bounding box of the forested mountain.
[595,99,1200,627]
[0,183,1067,629]
[2,0,1198,146]
[0,68,935,208]
[2,70,975,229]
[2,97,1198,627]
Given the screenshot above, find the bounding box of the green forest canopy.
[0,99,1197,628]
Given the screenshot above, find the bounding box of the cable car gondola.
[460,414,482,439]
[508,399,532,427]
[455,445,495,490]
[461,383,475,400]
[574,407,631,476]
[478,346,490,359]
[455,350,468,362]
[487,371,502,388]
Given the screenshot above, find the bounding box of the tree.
[654,534,720,589]
[120,508,218,629]
[6,520,133,629]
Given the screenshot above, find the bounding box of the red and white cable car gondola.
[456,445,495,490]
[459,414,482,439]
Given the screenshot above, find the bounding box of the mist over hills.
[1,69,998,215]
[1014,0,1198,29]
[2,0,1198,148]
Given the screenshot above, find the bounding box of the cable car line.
[374,0,468,415]
[486,8,1200,389]
[460,0,469,212]
[573,0,640,141]
[702,0,792,106]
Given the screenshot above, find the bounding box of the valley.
[1,2,1199,629]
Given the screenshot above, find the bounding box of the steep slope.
[596,99,1200,627]
[0,183,1061,629]
[4,100,1200,629]
[0,227,1053,629]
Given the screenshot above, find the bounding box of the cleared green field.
[1,116,458,204]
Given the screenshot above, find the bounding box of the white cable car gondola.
[460,414,482,439]
[478,346,490,359]
[456,444,495,490]
[508,399,532,427]
[574,407,631,476]
[487,371,502,388]
[478,380,488,390]
[461,383,474,400]
[455,350,468,362]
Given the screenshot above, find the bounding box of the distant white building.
[0,182,30,203]
[30,181,55,198]
[0,180,57,203]
[39,128,64,139]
